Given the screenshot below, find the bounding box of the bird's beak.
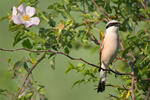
[117,23,120,27]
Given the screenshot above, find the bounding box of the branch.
[130,61,136,100]
[91,0,110,21]
[16,53,46,97]
[144,87,150,100]
[0,48,132,76]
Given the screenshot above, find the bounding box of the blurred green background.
[0,0,118,100]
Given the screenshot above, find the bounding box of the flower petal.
[12,6,17,16]
[17,4,25,15]
[12,14,22,25]
[24,17,40,28]
[30,17,40,25]
[25,6,36,17]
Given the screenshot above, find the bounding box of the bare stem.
[16,53,46,97]
[144,87,150,100]
[129,60,136,100]
[106,84,129,91]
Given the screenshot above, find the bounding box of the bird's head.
[106,20,120,30]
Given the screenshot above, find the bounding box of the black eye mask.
[106,22,120,29]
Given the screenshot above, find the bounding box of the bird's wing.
[99,35,105,72]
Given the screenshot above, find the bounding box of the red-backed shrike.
[97,20,120,92]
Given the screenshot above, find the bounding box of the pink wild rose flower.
[12,4,40,28]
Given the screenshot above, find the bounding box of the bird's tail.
[97,62,107,92]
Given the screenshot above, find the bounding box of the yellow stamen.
[22,15,30,21]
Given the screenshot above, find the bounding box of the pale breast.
[101,32,119,65]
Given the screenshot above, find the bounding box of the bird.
[97,20,120,92]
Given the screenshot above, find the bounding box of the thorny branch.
[0,48,132,76]
[16,53,46,97]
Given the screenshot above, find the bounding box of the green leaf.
[29,53,37,64]
[72,79,85,87]
[12,59,25,78]
[121,46,131,58]
[13,32,25,46]
[50,57,55,70]
[65,62,75,73]
[0,89,7,95]
[48,19,56,27]
[37,85,45,95]
[14,61,23,70]
[25,92,33,99]
[8,58,11,64]
[24,62,30,72]
[22,39,33,49]
[64,47,70,54]
[0,16,8,22]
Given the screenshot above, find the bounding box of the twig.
[106,84,129,91]
[109,94,119,99]
[16,53,46,97]
[144,87,150,100]
[91,0,110,21]
[140,0,150,18]
[84,20,100,45]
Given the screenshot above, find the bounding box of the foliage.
[0,0,150,100]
